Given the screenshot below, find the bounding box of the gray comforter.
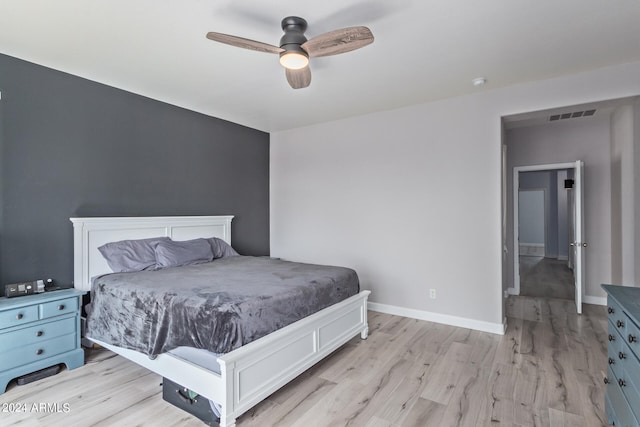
[85,256,359,356]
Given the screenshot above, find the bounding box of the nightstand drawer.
[41,297,77,319]
[0,305,39,330]
[0,317,76,350]
[0,333,76,369]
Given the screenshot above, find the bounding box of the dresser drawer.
[0,317,76,350]
[41,297,78,319]
[627,317,640,358]
[608,366,639,427]
[623,351,640,421]
[608,297,627,334]
[0,305,39,330]
[609,321,625,380]
[0,333,76,369]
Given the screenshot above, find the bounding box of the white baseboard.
[519,243,545,257]
[583,295,607,306]
[368,302,506,335]
[557,255,568,261]
[507,287,518,295]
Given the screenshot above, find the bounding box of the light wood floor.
[520,256,574,300]
[0,298,609,426]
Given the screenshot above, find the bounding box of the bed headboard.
[70,215,234,291]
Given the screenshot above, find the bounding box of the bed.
[70,215,370,427]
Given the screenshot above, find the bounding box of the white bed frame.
[70,216,370,427]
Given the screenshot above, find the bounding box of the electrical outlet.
[429,289,436,299]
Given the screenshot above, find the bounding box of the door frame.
[510,162,577,297]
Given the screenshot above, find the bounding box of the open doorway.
[502,96,640,316]
[516,171,574,301]
[511,161,585,313]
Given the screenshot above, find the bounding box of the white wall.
[636,99,640,285]
[518,171,560,257]
[506,118,611,300]
[271,61,640,329]
[519,189,545,245]
[610,104,635,285]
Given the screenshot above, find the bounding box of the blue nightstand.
[0,289,86,394]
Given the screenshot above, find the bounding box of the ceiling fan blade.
[206,32,284,54]
[301,26,373,58]
[285,66,312,89]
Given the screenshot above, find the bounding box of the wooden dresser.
[0,289,85,394]
[603,284,640,426]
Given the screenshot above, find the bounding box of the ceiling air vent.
[549,109,597,122]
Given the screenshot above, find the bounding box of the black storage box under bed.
[162,377,219,426]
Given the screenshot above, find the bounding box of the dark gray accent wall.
[0,54,269,292]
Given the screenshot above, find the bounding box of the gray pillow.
[98,236,170,273]
[154,238,214,268]
[208,237,240,258]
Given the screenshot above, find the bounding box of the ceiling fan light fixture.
[279,51,309,70]
[206,16,374,88]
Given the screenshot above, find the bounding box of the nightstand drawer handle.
[608,357,615,365]
[608,307,614,314]
[16,313,24,320]
[619,352,626,360]
[618,378,626,387]
[36,331,43,337]
[617,320,624,328]
[629,335,637,343]
[608,334,616,342]
[36,349,44,356]
[58,304,65,310]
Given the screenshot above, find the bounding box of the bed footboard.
[218,290,370,427]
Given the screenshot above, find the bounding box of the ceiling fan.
[206,16,374,89]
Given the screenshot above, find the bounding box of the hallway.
[519,256,574,300]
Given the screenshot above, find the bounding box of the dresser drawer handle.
[629,335,638,343]
[619,352,626,360]
[608,307,614,314]
[604,377,610,384]
[608,357,615,365]
[58,304,65,310]
[36,349,44,356]
[16,313,24,320]
[608,334,616,342]
[617,320,624,328]
[36,331,43,337]
[618,378,626,387]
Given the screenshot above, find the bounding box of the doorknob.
[570,242,575,247]
[582,242,588,247]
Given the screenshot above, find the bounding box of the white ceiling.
[1,0,639,133]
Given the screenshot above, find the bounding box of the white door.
[572,160,585,314]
